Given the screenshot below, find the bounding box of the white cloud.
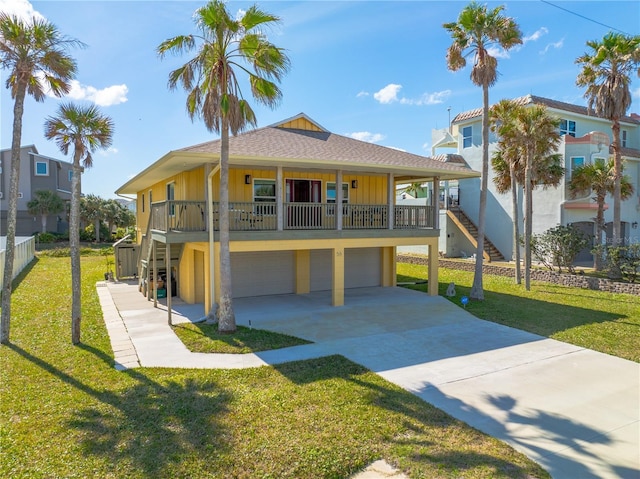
[348,131,386,143]
[373,84,450,106]
[632,87,640,99]
[65,80,129,106]
[356,91,369,98]
[374,84,402,104]
[486,46,510,59]
[523,27,548,44]
[0,0,44,22]
[98,147,119,157]
[402,90,451,106]
[540,39,564,55]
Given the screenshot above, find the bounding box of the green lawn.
[173,322,312,353]
[398,262,640,363]
[0,255,549,478]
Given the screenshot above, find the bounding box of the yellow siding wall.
[136,166,389,233]
[277,117,322,131]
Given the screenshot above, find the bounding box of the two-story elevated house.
[431,95,640,263]
[0,145,73,236]
[115,114,480,320]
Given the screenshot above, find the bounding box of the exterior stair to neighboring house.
[447,206,504,262]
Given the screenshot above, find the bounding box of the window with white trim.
[253,179,276,215]
[560,119,576,137]
[326,182,349,203]
[68,170,73,182]
[462,126,473,148]
[166,182,175,216]
[622,130,628,148]
[35,161,48,176]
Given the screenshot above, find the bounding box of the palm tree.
[490,101,565,286]
[0,13,81,344]
[444,2,521,300]
[509,105,561,290]
[569,158,634,270]
[490,99,522,284]
[403,182,426,199]
[44,103,114,344]
[157,0,290,333]
[576,32,640,252]
[27,190,65,233]
[80,194,107,242]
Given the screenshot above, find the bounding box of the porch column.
[428,241,438,296]
[295,250,310,294]
[204,164,212,232]
[332,246,344,306]
[152,239,157,307]
[336,170,343,230]
[433,176,440,230]
[381,246,396,287]
[387,173,395,229]
[276,166,284,231]
[166,242,172,325]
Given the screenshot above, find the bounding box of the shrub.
[530,225,589,274]
[595,244,640,283]
[35,232,57,243]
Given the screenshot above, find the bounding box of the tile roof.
[452,94,640,125]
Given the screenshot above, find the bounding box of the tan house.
[115,114,479,321]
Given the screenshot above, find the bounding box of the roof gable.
[270,113,327,132]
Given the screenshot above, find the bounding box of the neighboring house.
[432,95,640,262]
[0,145,73,236]
[115,113,479,318]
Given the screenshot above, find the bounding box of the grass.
[172,323,311,353]
[398,262,640,362]
[0,255,550,479]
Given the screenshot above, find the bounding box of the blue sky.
[1,0,639,199]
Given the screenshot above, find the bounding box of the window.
[326,182,349,203]
[622,130,628,148]
[166,182,175,216]
[462,126,473,148]
[68,170,73,182]
[141,193,145,213]
[560,119,576,137]
[253,179,276,215]
[35,161,48,176]
[570,156,585,177]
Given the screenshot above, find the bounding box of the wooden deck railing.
[149,201,435,233]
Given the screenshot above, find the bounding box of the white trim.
[34,160,48,176]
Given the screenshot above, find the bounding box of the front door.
[286,179,321,227]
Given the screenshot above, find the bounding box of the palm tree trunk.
[94,219,101,242]
[470,83,489,300]
[1,83,27,344]
[70,161,82,344]
[610,119,622,279]
[41,214,48,233]
[217,118,235,333]
[524,149,533,291]
[510,162,521,284]
[595,195,605,271]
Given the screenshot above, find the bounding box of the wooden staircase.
[447,206,504,262]
[138,220,183,297]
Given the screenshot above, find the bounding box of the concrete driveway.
[100,283,639,479]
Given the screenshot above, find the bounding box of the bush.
[595,244,640,283]
[35,232,57,243]
[530,225,589,274]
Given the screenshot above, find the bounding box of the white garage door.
[231,251,294,298]
[345,248,381,288]
[310,247,381,291]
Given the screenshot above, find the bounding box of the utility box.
[114,239,138,280]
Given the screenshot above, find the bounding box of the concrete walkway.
[97,280,639,479]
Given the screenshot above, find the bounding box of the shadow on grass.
[8,342,232,477]
[2,256,39,297]
[273,355,550,478]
